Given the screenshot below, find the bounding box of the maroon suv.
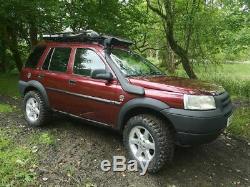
[19,30,233,173]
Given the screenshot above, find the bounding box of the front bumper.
[161,93,233,146]
[176,130,223,146]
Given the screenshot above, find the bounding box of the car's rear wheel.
[123,114,174,173]
[23,91,51,127]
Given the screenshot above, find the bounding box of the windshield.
[110,49,165,77]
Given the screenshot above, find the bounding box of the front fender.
[117,98,170,131]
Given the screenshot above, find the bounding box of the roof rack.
[42,30,133,48]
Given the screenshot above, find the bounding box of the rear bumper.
[161,106,233,146]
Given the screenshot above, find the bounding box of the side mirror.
[91,69,113,81]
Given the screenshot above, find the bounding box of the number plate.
[227,115,233,127]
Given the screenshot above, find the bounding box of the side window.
[44,48,71,72]
[73,48,105,76]
[25,46,46,68]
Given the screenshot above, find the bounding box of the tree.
[146,0,198,79]
[0,0,61,72]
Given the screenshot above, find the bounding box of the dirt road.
[0,96,249,187]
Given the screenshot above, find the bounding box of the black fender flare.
[18,80,49,106]
[116,97,170,131]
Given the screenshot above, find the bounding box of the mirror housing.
[91,69,113,81]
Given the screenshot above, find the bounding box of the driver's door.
[68,48,122,126]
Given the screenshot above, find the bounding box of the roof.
[42,30,133,48]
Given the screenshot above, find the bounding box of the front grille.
[221,94,231,108]
[214,92,233,117]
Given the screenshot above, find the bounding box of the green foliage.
[0,129,36,186]
[0,0,249,74]
[0,104,13,113]
[146,0,249,75]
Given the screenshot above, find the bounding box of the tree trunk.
[146,0,197,79]
[7,27,23,72]
[29,23,38,48]
[0,50,7,73]
[164,24,197,79]
[167,44,176,73]
[0,40,7,73]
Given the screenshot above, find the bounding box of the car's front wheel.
[23,91,51,127]
[123,114,174,173]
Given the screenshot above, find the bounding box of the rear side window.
[73,48,105,76]
[25,46,46,68]
[42,48,71,72]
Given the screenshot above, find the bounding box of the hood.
[128,76,225,95]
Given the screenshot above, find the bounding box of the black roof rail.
[42,30,133,48]
[42,30,101,42]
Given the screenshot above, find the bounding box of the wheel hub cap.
[26,97,40,122]
[129,126,155,162]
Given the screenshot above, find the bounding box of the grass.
[0,73,19,98]
[37,132,55,145]
[196,63,250,98]
[28,131,56,147]
[0,129,36,186]
[174,63,250,99]
[0,103,13,113]
[227,107,250,140]
[0,127,55,185]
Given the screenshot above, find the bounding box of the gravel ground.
[0,96,249,187]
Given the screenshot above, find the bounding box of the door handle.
[69,80,77,85]
[38,74,45,79]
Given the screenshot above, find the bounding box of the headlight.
[184,94,216,110]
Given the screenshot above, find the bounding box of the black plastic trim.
[54,109,111,127]
[160,106,233,145]
[116,97,170,130]
[176,130,223,146]
[18,80,50,106]
[104,51,145,96]
[161,107,233,134]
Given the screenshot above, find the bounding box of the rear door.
[38,47,73,112]
[68,47,122,126]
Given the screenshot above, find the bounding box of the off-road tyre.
[123,114,174,173]
[23,91,51,127]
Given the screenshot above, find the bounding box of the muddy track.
[0,96,249,187]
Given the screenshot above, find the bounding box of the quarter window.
[42,48,53,70]
[25,46,46,68]
[43,48,71,72]
[73,48,105,76]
